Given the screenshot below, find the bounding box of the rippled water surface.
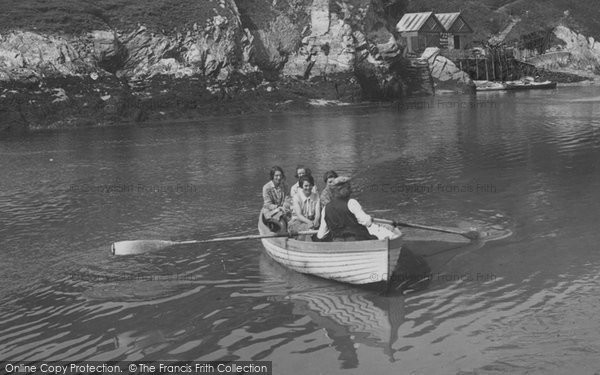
[1,87,600,374]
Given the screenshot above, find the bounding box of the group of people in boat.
[262,165,398,242]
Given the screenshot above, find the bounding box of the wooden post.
[505,51,508,80]
[491,51,496,80]
[499,52,503,81]
[505,51,510,80]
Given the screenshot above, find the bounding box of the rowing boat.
[505,80,557,90]
[475,79,557,92]
[258,214,404,285]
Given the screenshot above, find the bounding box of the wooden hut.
[396,12,445,55]
[435,12,473,50]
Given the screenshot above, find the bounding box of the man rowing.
[315,176,398,242]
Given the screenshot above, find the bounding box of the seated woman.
[315,176,398,242]
[319,170,338,208]
[262,166,290,232]
[290,165,318,198]
[288,175,321,239]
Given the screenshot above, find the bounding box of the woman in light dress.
[262,166,291,231]
[288,175,321,238]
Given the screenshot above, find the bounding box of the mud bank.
[0,71,365,132]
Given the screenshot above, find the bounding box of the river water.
[1,86,600,374]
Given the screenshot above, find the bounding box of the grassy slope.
[405,0,600,41]
[0,0,224,34]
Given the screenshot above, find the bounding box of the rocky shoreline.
[1,69,370,132]
[1,0,600,132]
[2,65,596,133]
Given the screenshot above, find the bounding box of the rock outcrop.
[0,0,245,83]
[553,26,600,73]
[421,48,475,93]
[0,0,420,94]
[0,32,90,81]
[282,4,355,79]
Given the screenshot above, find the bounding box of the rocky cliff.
[0,0,419,131]
[552,26,600,74]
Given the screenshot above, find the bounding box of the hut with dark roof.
[396,12,445,55]
[435,12,474,50]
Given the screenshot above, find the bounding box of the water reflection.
[258,254,404,368]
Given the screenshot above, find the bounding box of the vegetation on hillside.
[405,0,600,43]
[0,0,229,34]
[1,0,598,41]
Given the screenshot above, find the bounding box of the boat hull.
[258,214,403,285]
[505,81,557,90]
[476,80,557,92]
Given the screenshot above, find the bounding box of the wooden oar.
[111,230,317,256]
[374,218,480,240]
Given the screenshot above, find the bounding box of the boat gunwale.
[258,214,403,254]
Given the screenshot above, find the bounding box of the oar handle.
[111,230,319,255]
[374,218,479,239]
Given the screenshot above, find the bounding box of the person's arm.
[347,199,372,227]
[316,206,329,239]
[263,184,280,211]
[290,183,298,198]
[320,188,330,207]
[292,195,313,225]
[313,198,321,228]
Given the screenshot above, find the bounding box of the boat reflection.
[256,227,502,368]
[258,254,426,366]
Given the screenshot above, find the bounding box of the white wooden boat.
[474,80,507,91]
[258,214,404,285]
[475,79,557,91]
[505,80,557,90]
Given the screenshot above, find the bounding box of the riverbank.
[0,71,365,132]
[2,69,598,132]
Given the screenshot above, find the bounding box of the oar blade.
[374,218,481,241]
[111,240,176,255]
